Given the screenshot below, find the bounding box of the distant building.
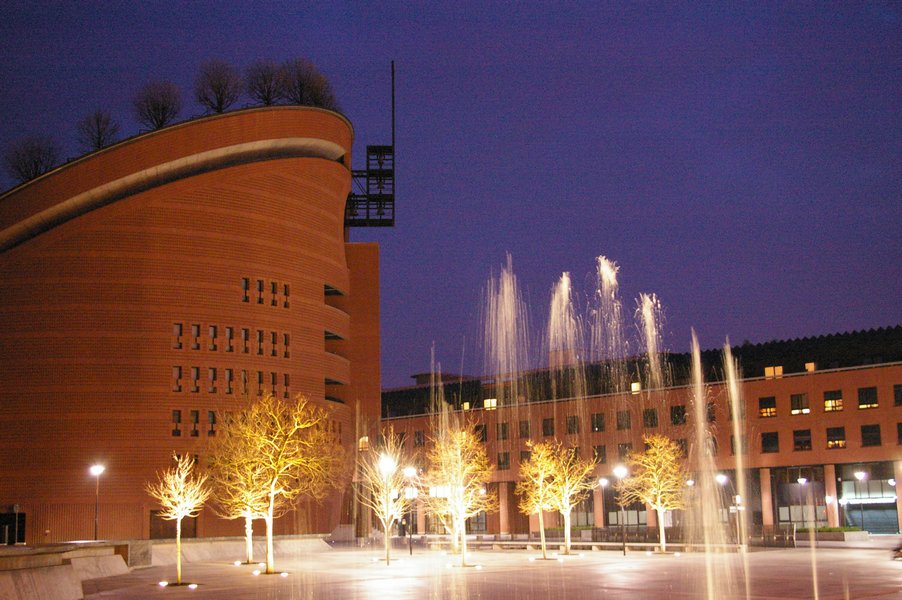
[383,327,902,537]
[0,107,382,544]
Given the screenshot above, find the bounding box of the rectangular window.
[676,439,688,456]
[616,410,631,430]
[271,281,278,306]
[520,450,531,464]
[241,328,250,353]
[728,398,746,421]
[271,331,278,357]
[861,424,881,447]
[707,402,716,423]
[566,415,579,435]
[643,408,658,428]
[519,420,530,439]
[758,396,777,418]
[208,411,217,436]
[591,413,605,432]
[542,418,554,437]
[618,443,632,461]
[257,279,264,304]
[257,330,264,355]
[257,371,263,396]
[225,327,234,352]
[497,422,509,440]
[190,410,199,437]
[283,333,290,358]
[225,368,234,394]
[172,409,181,436]
[190,324,200,350]
[208,367,217,393]
[670,405,686,425]
[593,445,606,464]
[171,366,182,392]
[790,393,809,415]
[242,277,250,302]
[793,429,812,451]
[414,431,425,447]
[729,435,747,455]
[858,386,878,409]
[241,370,248,395]
[190,367,199,393]
[824,390,843,412]
[208,325,218,351]
[172,323,183,349]
[826,426,846,449]
[475,424,487,442]
[283,283,290,308]
[497,452,510,471]
[897,423,902,446]
[895,384,902,407]
[270,371,277,395]
[283,373,290,398]
[761,431,779,453]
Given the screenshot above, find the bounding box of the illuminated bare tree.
[421,420,496,567]
[206,420,269,564]
[4,135,59,183]
[246,59,282,106]
[133,80,182,130]
[145,454,211,586]
[357,429,413,566]
[222,393,343,574]
[76,110,120,152]
[516,441,557,559]
[549,444,596,555]
[280,58,340,111]
[195,59,243,113]
[617,434,688,552]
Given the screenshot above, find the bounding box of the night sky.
[1,3,899,389]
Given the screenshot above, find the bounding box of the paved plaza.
[82,543,902,599]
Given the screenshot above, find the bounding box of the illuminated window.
[593,445,606,464]
[567,415,579,434]
[858,387,878,409]
[542,418,554,437]
[497,452,510,471]
[758,396,777,418]
[643,408,658,428]
[616,411,630,430]
[497,422,509,440]
[358,436,369,451]
[630,381,641,394]
[826,427,845,449]
[519,420,530,438]
[591,413,605,432]
[861,424,881,447]
[793,429,811,451]
[824,390,843,412]
[805,362,816,372]
[171,366,182,392]
[761,431,779,453]
[484,398,497,410]
[790,393,809,415]
[172,323,183,349]
[671,405,686,425]
[764,365,783,379]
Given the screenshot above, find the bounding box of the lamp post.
[89,464,105,541]
[403,466,418,556]
[378,454,397,565]
[613,465,628,556]
[854,470,867,531]
[715,473,739,544]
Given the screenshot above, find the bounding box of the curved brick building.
[0,107,381,543]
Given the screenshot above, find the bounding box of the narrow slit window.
[172,323,183,349]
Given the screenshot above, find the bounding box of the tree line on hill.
[3,58,339,187]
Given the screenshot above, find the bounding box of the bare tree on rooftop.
[246,59,283,106]
[3,135,60,183]
[76,109,121,152]
[146,454,211,586]
[133,80,182,130]
[195,59,243,114]
[280,58,340,111]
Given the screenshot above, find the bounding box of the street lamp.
[403,466,418,555]
[613,465,628,556]
[854,470,867,531]
[89,464,105,540]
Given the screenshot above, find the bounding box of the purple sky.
[2,3,899,389]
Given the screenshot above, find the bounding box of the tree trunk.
[538,510,547,560]
[657,508,667,553]
[384,518,391,566]
[459,515,468,567]
[265,491,275,574]
[176,517,182,585]
[244,515,254,563]
[563,509,572,555]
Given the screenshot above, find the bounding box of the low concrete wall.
[151,535,331,566]
[0,563,82,600]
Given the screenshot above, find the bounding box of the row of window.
[495,443,628,471]
[172,323,291,358]
[761,423,902,453]
[171,409,216,437]
[242,277,290,308]
[757,385,901,418]
[172,366,290,398]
